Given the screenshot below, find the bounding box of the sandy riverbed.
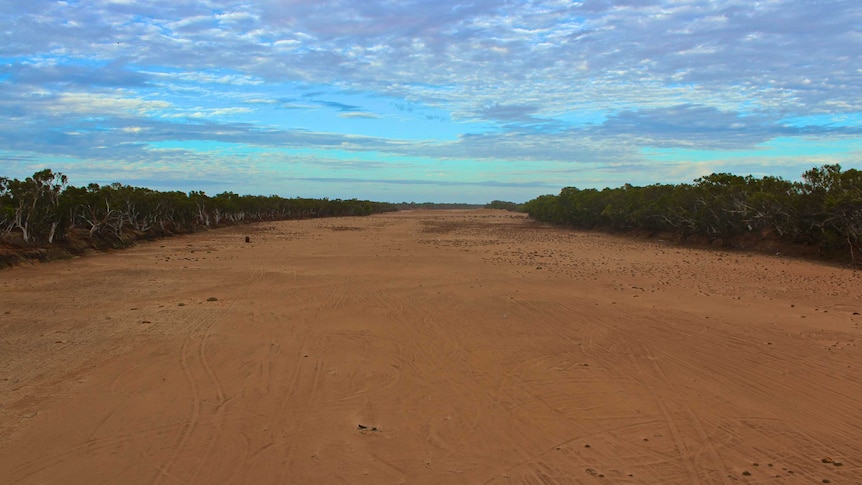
[1,209,860,484]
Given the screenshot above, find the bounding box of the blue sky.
[2,0,861,203]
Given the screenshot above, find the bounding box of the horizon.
[2,1,861,204]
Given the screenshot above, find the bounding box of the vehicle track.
[152,268,264,485]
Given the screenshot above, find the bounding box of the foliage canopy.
[522,165,862,264]
[0,169,397,248]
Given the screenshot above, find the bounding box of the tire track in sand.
[152,268,264,485]
[272,273,351,484]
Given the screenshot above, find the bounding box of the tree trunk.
[48,221,58,244]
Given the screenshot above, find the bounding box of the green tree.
[7,169,68,243]
[0,176,14,237]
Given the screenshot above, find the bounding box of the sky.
[2,0,862,203]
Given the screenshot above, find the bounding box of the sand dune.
[1,209,860,484]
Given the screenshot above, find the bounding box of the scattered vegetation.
[0,169,397,266]
[523,165,862,265]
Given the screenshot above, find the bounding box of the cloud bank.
[1,0,861,201]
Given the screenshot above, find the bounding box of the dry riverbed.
[1,210,860,484]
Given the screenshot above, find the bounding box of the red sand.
[1,209,860,484]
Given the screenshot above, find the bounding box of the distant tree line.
[395,202,483,210]
[0,169,397,247]
[522,165,862,264]
[484,200,525,212]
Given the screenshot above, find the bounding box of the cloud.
[2,0,861,201]
[338,112,381,119]
[597,104,769,148]
[317,101,362,112]
[480,104,540,122]
[2,61,151,88]
[288,176,556,189]
[597,104,862,149]
[6,1,861,118]
[146,70,263,86]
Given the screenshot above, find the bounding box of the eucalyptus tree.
[5,169,68,243]
[0,176,13,237]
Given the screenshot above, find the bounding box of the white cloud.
[210,107,254,116]
[2,0,861,199]
[339,112,382,119]
[51,92,172,116]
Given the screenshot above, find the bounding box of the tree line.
[0,169,397,247]
[521,164,862,264]
[396,202,483,210]
[484,200,524,212]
